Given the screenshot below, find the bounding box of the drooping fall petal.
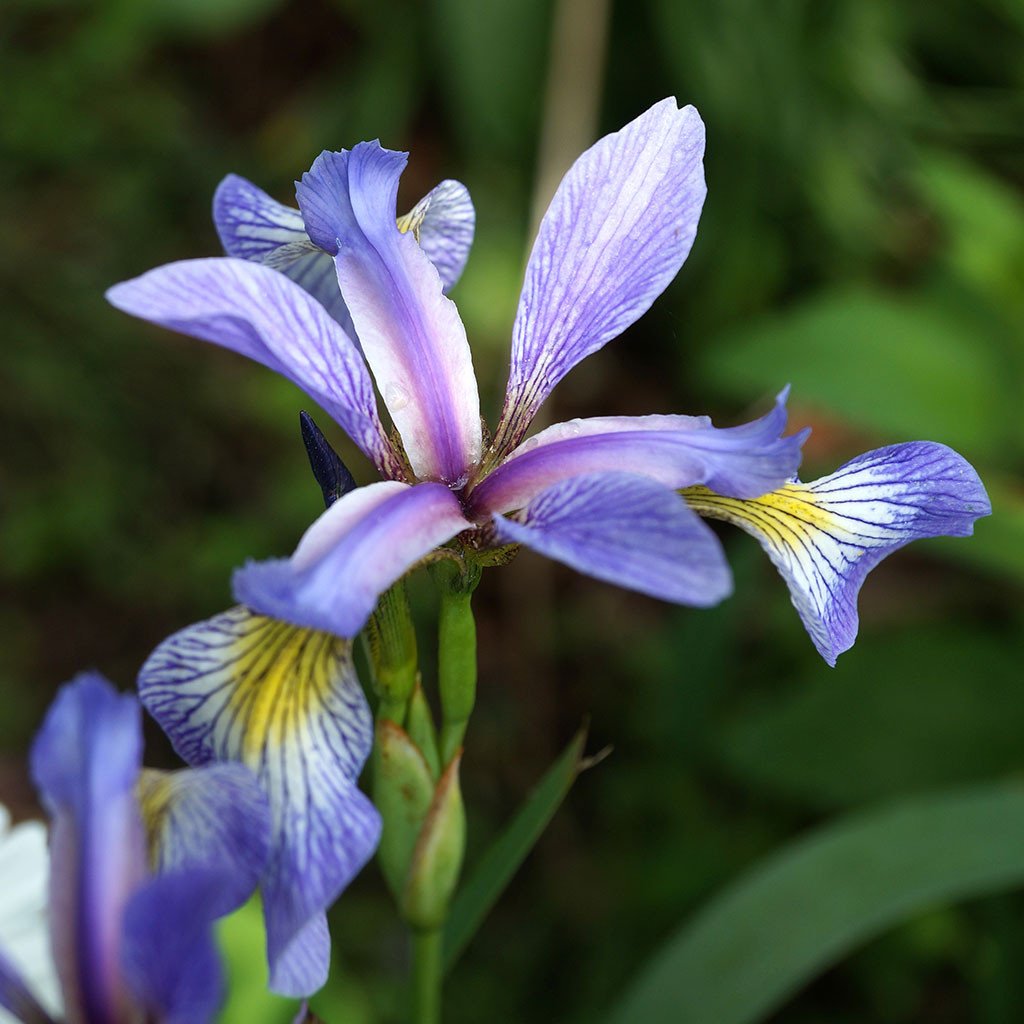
[494,472,732,606]
[684,442,991,665]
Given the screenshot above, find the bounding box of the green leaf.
[443,725,592,971]
[916,151,1024,313]
[716,627,1024,810]
[701,287,1011,459]
[431,0,549,157]
[607,782,1024,1024]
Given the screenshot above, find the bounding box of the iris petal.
[471,391,805,516]
[213,172,356,338]
[493,471,732,606]
[396,179,475,291]
[297,143,482,484]
[684,442,992,665]
[234,480,472,639]
[120,871,227,1024]
[214,172,475,340]
[30,674,146,1024]
[138,609,380,997]
[138,765,270,915]
[106,258,391,474]
[496,98,706,453]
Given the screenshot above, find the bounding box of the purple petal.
[138,609,381,996]
[297,144,482,484]
[495,98,706,452]
[268,914,329,998]
[396,179,475,291]
[213,174,308,262]
[471,391,806,517]
[0,950,54,1024]
[120,871,227,1024]
[29,674,147,1024]
[213,174,357,337]
[493,472,732,606]
[234,481,471,638]
[106,258,392,474]
[685,442,992,665]
[138,765,270,914]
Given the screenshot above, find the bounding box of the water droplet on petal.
[522,437,539,452]
[563,420,582,438]
[384,382,410,412]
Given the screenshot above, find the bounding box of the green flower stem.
[434,561,481,765]
[363,581,418,723]
[412,928,443,1024]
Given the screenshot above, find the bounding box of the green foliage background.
[1,0,1022,1021]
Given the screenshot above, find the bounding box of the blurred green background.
[2,0,1023,1021]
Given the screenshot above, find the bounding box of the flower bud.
[374,720,435,900]
[401,752,465,931]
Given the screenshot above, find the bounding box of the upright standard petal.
[470,392,806,517]
[684,442,992,665]
[496,98,707,452]
[106,258,392,474]
[138,765,270,914]
[396,179,475,291]
[493,472,732,606]
[297,144,482,484]
[138,609,381,996]
[213,174,357,335]
[215,173,475,337]
[30,674,147,1024]
[212,174,309,262]
[120,872,227,1024]
[234,480,472,638]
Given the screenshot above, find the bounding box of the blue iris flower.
[101,99,991,999]
[0,674,270,1024]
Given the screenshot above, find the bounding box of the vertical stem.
[412,928,443,1024]
[435,561,481,765]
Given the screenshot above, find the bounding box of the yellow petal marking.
[137,768,175,868]
[683,482,842,551]
[223,617,347,762]
[396,203,428,243]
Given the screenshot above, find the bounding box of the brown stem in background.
[499,0,612,752]
[528,0,613,242]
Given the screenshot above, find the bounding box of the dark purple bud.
[300,411,357,507]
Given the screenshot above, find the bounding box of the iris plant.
[106,97,991,999]
[0,674,270,1024]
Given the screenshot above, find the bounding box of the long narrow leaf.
[443,725,592,971]
[608,782,1024,1024]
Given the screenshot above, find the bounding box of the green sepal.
[374,719,436,900]
[406,678,442,779]
[402,752,466,931]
